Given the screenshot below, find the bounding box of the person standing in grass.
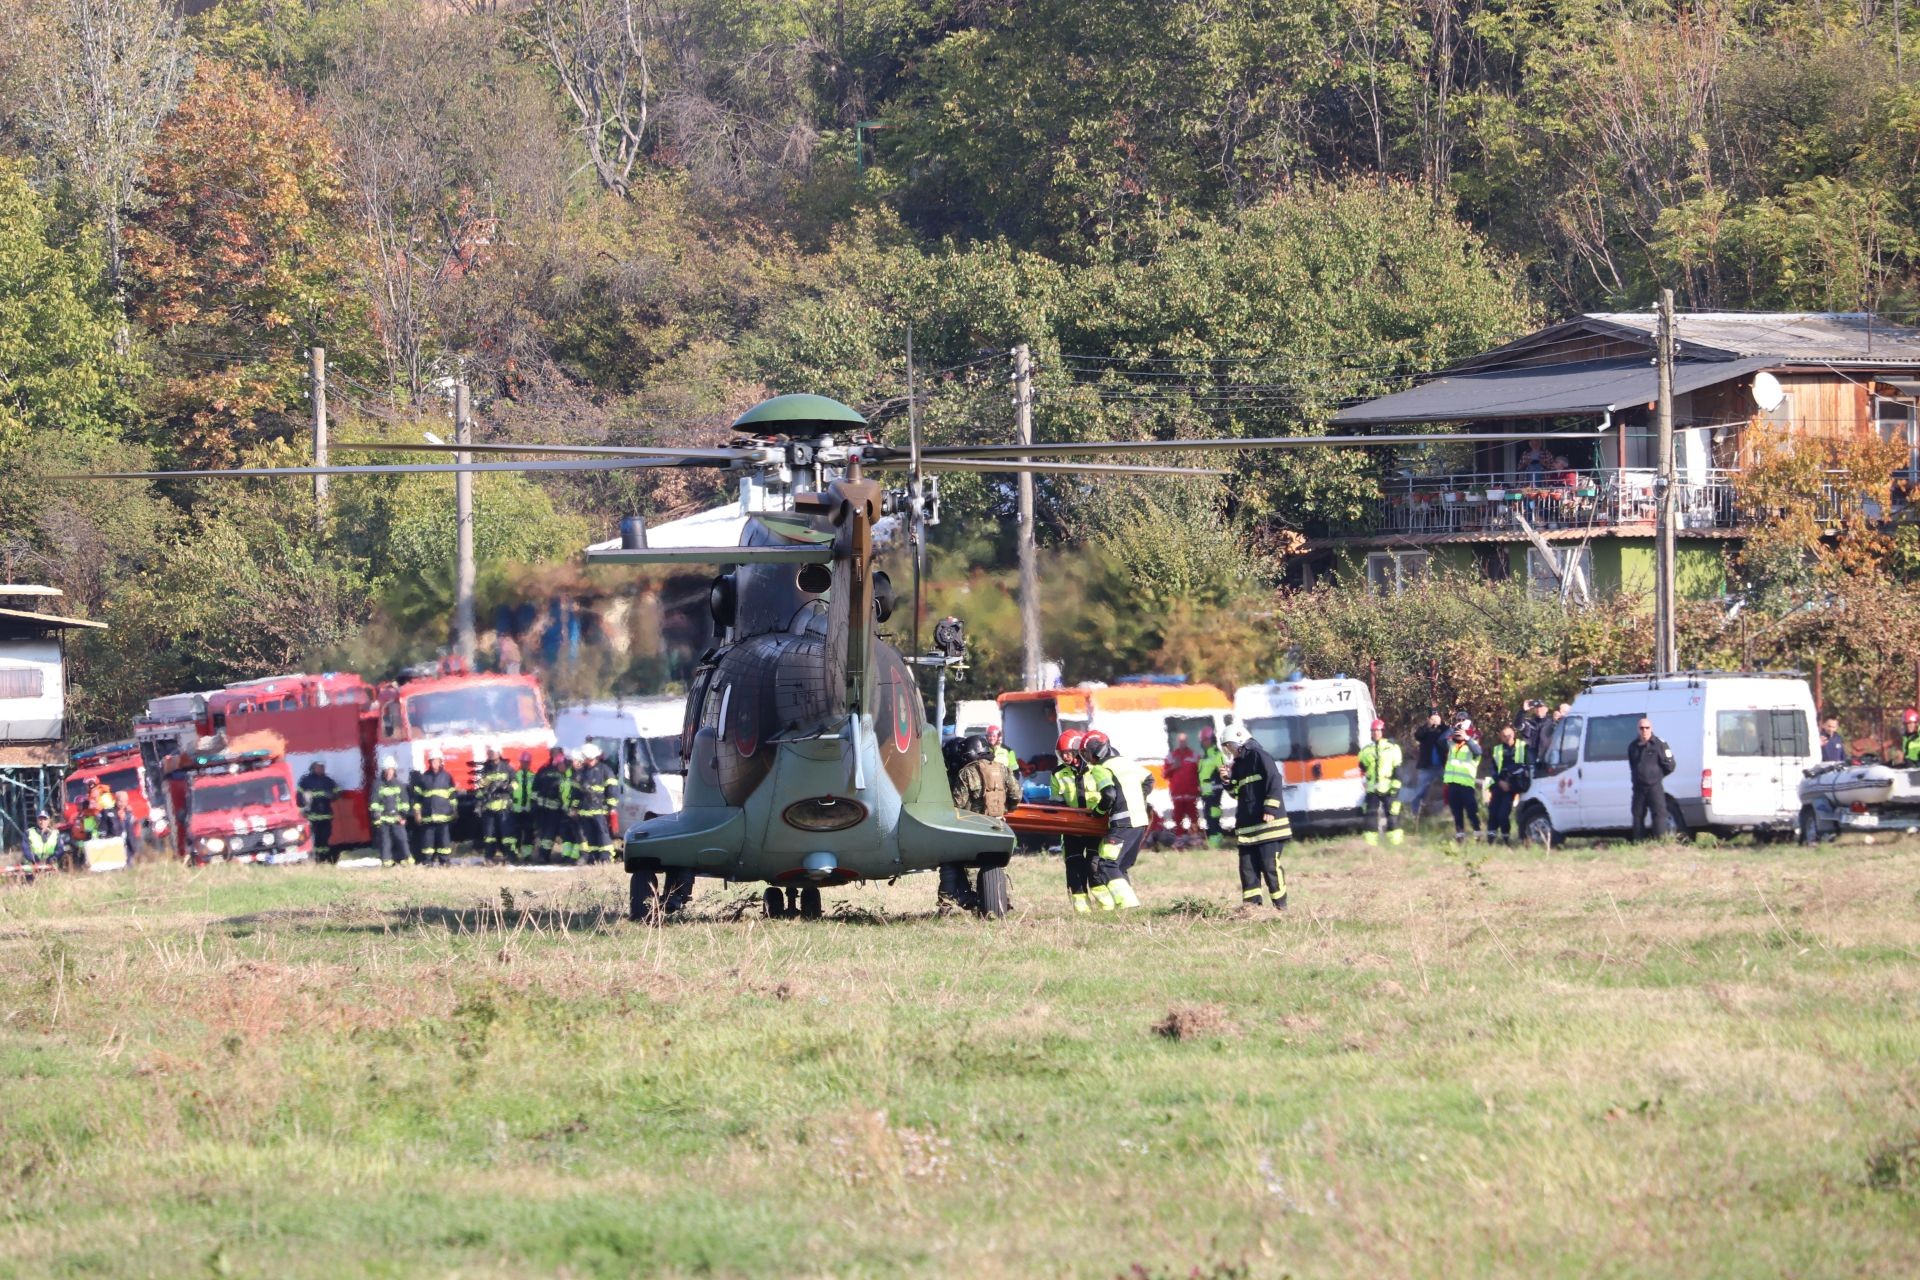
[1482,724,1529,846]
[367,757,413,866]
[1442,721,1483,845]
[1627,718,1676,839]
[1358,718,1404,846]
[1197,728,1228,847]
[1223,723,1290,911]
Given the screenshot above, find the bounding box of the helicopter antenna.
[907,324,924,663]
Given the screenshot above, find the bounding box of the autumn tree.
[124,59,357,465]
[15,0,187,295]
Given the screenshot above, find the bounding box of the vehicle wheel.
[1799,807,1820,847]
[630,871,660,924]
[1664,799,1690,841]
[1520,803,1557,849]
[798,885,823,920]
[763,886,787,919]
[976,865,1011,918]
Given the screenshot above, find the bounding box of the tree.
[0,161,140,453]
[18,0,187,296]
[124,60,358,465]
[521,0,659,197]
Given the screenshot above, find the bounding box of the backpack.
[978,762,1009,818]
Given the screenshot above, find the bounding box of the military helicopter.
[69,388,1599,921]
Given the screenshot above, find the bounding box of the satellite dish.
[1752,370,1785,412]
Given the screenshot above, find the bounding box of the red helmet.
[1055,729,1085,756]
[1370,718,1386,733]
[1906,708,1919,727]
[1080,730,1114,762]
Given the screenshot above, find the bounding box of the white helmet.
[581,742,602,761]
[1222,724,1252,748]
[379,755,398,772]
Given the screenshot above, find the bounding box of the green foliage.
[0,162,139,452]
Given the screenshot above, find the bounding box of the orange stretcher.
[1004,802,1108,840]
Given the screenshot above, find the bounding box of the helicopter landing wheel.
[976,865,1011,919]
[798,886,823,920]
[763,886,787,919]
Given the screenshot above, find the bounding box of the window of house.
[1365,551,1430,595]
[0,668,44,700]
[1526,545,1593,598]
[1875,396,1917,476]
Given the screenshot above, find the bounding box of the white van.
[1234,678,1376,834]
[553,698,686,828]
[1518,673,1817,845]
[952,699,1001,742]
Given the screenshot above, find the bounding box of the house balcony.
[1314,469,1872,545]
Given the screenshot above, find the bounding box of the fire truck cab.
[372,667,557,806]
[205,673,374,844]
[62,740,167,851]
[161,742,311,864]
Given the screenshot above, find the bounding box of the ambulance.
[1233,677,1378,834]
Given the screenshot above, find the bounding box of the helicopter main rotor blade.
[334,440,755,464]
[903,430,1605,460]
[54,457,677,481]
[883,458,1229,478]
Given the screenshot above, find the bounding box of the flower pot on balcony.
[1442,491,1461,504]
[1464,492,1485,504]
[1487,488,1506,501]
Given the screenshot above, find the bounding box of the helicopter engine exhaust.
[802,852,838,881]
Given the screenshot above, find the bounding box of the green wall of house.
[1330,539,1729,600]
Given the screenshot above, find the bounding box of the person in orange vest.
[88,779,120,839]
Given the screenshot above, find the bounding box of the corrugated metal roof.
[1334,357,1772,426]
[1588,311,1920,363]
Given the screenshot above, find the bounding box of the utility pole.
[453,382,477,665]
[1013,343,1041,690]
[1654,288,1678,676]
[309,346,328,536]
[907,325,924,661]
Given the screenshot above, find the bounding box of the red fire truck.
[62,740,169,851]
[181,660,556,847]
[159,738,311,864]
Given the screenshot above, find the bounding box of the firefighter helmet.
[1055,729,1085,757]
[1221,724,1252,749]
[1080,730,1115,762]
[581,742,602,761]
[1906,708,1919,728]
[379,755,398,772]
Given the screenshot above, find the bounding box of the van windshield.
[1717,709,1809,757]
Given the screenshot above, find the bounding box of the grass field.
[2,834,1918,1279]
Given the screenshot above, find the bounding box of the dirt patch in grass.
[1152,1003,1241,1040]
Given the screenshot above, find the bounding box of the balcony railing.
[1323,469,1870,540]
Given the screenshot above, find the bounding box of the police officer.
[1483,723,1529,846]
[572,743,620,864]
[23,810,61,867]
[1082,730,1151,910]
[411,748,457,866]
[1051,730,1096,913]
[1357,718,1404,846]
[1223,724,1290,911]
[1197,728,1228,847]
[475,745,515,862]
[984,724,1019,776]
[368,756,413,866]
[1443,721,1483,844]
[944,735,1019,910]
[1627,716,1677,839]
[532,751,565,862]
[297,761,339,863]
[511,751,539,861]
